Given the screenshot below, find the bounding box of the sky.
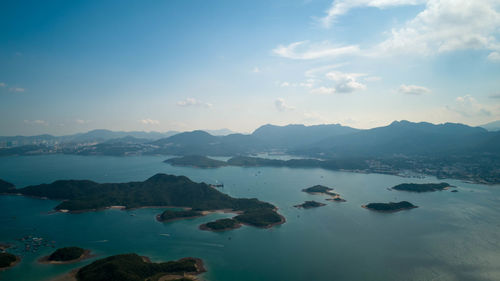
[1,0,500,136]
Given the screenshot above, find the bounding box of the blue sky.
[1,0,499,135]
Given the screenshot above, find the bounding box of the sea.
[0,155,499,281]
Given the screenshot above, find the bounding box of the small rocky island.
[199,218,242,232]
[57,253,205,281]
[0,174,285,230]
[362,201,418,212]
[0,252,20,271]
[294,201,326,209]
[302,185,346,202]
[391,182,452,192]
[39,247,92,264]
[164,155,228,168]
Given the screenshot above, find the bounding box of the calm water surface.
[0,155,499,281]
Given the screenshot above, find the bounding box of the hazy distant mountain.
[480,120,500,131]
[295,120,498,157]
[251,124,359,149]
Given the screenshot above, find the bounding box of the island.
[362,201,418,212]
[0,252,20,271]
[302,185,346,202]
[157,209,203,223]
[0,179,15,193]
[39,247,92,264]
[55,253,205,281]
[0,173,285,230]
[294,201,326,209]
[391,182,452,192]
[199,218,242,232]
[164,155,228,168]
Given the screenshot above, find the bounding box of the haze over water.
[1,155,499,281]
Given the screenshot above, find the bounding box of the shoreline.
[38,249,94,265]
[199,220,243,232]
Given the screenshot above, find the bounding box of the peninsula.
[164,155,227,168]
[39,247,92,264]
[1,174,285,229]
[392,182,452,192]
[294,201,326,209]
[362,201,418,212]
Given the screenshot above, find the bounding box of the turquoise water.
[1,155,499,281]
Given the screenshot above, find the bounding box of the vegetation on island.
[199,218,241,231]
[0,252,18,269]
[158,210,202,222]
[294,201,326,209]
[164,155,227,168]
[1,174,285,229]
[302,185,334,194]
[363,201,418,212]
[48,247,85,262]
[75,253,204,281]
[392,182,451,192]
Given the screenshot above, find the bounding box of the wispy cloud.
[320,0,425,28]
[273,41,359,60]
[75,119,90,124]
[310,86,336,95]
[0,82,5,87]
[488,52,500,62]
[177,98,213,108]
[24,119,48,126]
[489,94,500,99]
[9,87,25,92]
[141,118,160,125]
[252,67,260,73]
[275,98,295,112]
[398,84,431,95]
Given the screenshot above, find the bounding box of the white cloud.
[9,87,25,92]
[252,67,260,73]
[0,82,5,87]
[141,118,160,125]
[280,82,291,87]
[325,71,367,93]
[398,84,431,95]
[447,94,494,117]
[275,98,295,111]
[310,86,336,95]
[376,0,500,56]
[177,98,213,108]
[24,120,48,126]
[488,51,500,62]
[273,41,359,60]
[320,0,425,28]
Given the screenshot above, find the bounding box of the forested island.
[362,201,418,212]
[0,252,19,270]
[64,254,205,281]
[164,155,227,168]
[157,210,203,222]
[199,218,242,232]
[39,247,92,264]
[302,185,346,202]
[294,201,326,209]
[392,182,452,192]
[0,174,285,229]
